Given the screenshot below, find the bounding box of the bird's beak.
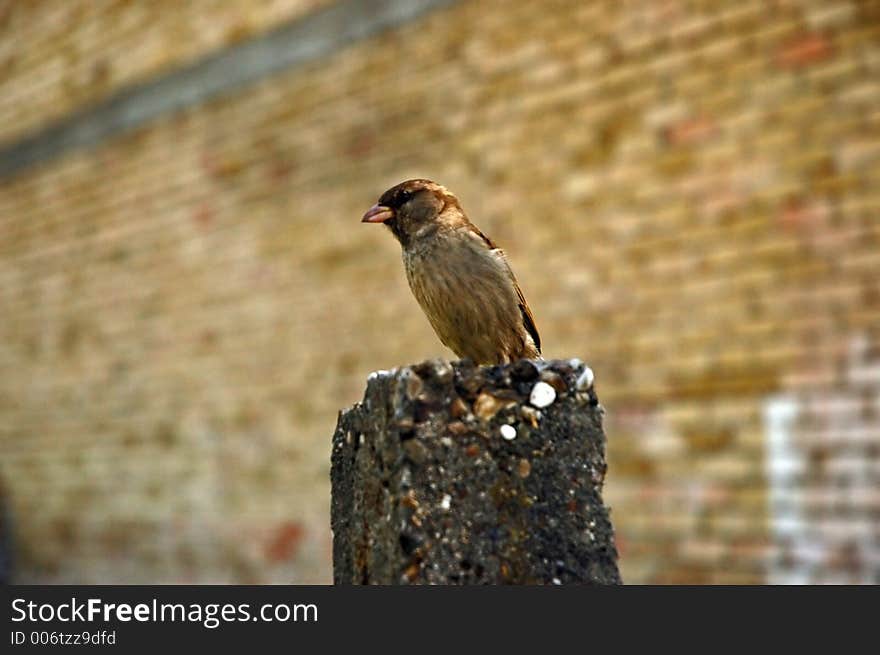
[361,204,395,224]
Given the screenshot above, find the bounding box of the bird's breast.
[402,237,524,363]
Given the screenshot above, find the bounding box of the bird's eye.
[398,190,412,204]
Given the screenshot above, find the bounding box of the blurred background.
[0,0,878,584]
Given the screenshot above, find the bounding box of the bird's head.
[362,179,461,246]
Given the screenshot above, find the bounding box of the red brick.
[776,33,834,69]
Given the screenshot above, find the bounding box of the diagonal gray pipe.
[0,0,457,179]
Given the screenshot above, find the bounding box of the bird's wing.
[515,280,541,354]
[471,226,541,354]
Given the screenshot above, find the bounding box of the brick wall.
[0,0,332,144]
[1,0,878,583]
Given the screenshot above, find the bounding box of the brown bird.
[362,179,541,365]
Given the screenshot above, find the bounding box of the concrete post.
[331,358,621,585]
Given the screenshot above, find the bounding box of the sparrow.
[362,179,541,365]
